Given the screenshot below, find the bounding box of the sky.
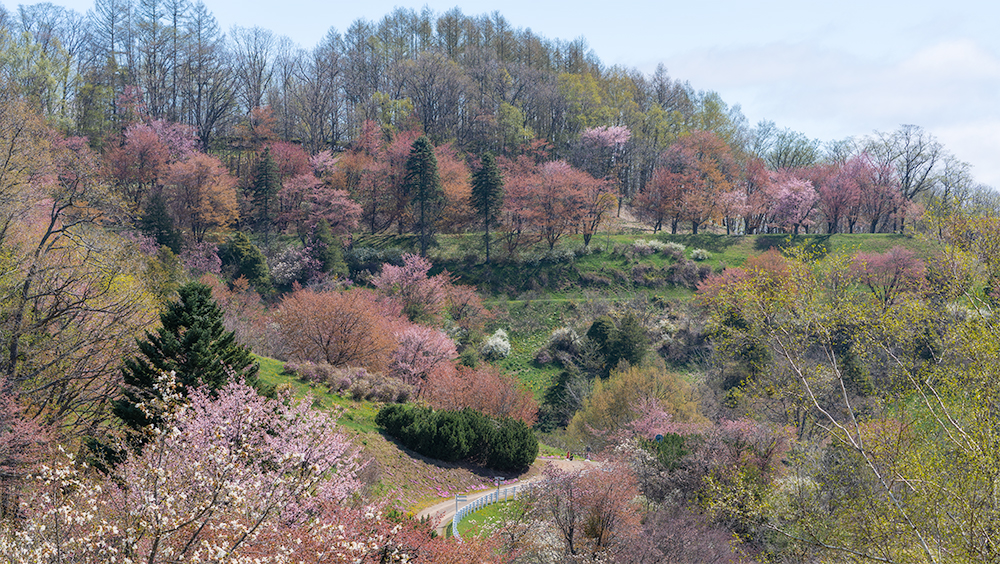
[29,0,1000,188]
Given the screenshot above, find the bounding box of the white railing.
[451,483,528,539]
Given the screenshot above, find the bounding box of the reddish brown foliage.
[274,288,406,372]
[424,364,538,425]
[445,283,491,335]
[105,125,169,209]
[643,131,738,235]
[436,144,474,232]
[200,274,279,357]
[164,153,239,242]
[267,140,311,180]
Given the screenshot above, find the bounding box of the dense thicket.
[376,403,537,471]
[0,2,729,195]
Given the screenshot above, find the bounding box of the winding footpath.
[414,457,601,536]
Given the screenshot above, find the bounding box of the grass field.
[254,355,382,433]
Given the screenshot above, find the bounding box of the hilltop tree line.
[0,1,993,260]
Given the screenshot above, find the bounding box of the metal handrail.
[451,483,528,539]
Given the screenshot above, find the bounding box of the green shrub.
[375,404,537,471]
[487,417,539,470]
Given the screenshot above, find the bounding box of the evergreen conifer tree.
[404,136,444,256]
[252,147,280,243]
[310,218,348,278]
[220,231,271,293]
[138,192,182,253]
[471,153,504,263]
[114,282,259,440]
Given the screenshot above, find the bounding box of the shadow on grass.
[375,430,528,480]
[656,233,745,253]
[753,233,831,253]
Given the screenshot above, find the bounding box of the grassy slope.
[272,231,945,511]
[431,233,938,399]
[255,355,557,514]
[454,502,508,538]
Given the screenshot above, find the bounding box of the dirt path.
[414,457,601,536]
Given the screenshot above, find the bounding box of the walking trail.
[414,457,601,537]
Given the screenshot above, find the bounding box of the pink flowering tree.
[371,253,450,323]
[850,246,926,311]
[538,461,641,559]
[0,376,49,506]
[388,325,457,395]
[278,172,362,242]
[146,119,199,160]
[2,378,358,562]
[767,172,819,234]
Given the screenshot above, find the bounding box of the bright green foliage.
[567,364,701,449]
[404,135,444,257]
[220,232,271,292]
[115,282,259,441]
[376,403,537,471]
[698,242,1000,562]
[471,153,504,263]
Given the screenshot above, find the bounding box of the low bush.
[666,260,712,289]
[283,361,414,403]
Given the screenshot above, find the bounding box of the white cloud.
[662,39,1000,188]
[898,40,1000,80]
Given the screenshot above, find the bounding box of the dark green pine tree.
[585,313,648,377]
[404,135,444,256]
[114,282,259,440]
[138,192,183,253]
[309,218,348,278]
[470,153,504,264]
[611,312,648,368]
[220,231,271,293]
[252,147,281,244]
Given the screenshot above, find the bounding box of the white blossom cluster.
[481,329,511,360]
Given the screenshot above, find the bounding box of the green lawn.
[453,500,514,538]
[254,354,381,433]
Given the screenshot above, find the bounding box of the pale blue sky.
[25,0,1000,187]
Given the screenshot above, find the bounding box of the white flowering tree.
[1,377,359,563]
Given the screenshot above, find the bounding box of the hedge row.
[375,404,538,471]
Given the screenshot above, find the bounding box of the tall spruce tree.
[114,282,259,440]
[404,135,444,256]
[138,192,183,253]
[251,147,280,244]
[310,218,347,278]
[471,152,504,263]
[220,231,271,293]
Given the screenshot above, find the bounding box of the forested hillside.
[1,1,1000,563]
